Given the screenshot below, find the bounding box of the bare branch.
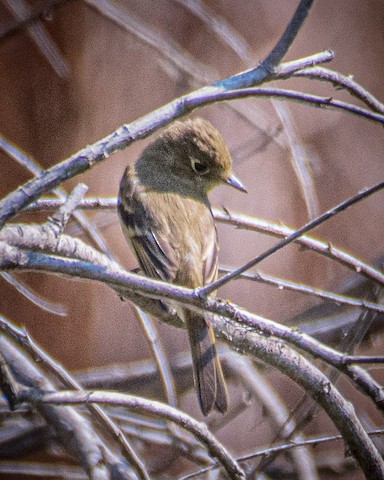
[22,197,384,288]
[202,181,384,294]
[293,66,384,114]
[213,207,384,286]
[219,266,384,315]
[0,314,150,480]
[19,391,246,480]
[184,86,384,124]
[1,237,383,412]
[0,338,112,479]
[0,135,112,257]
[3,0,69,77]
[0,272,67,316]
[20,358,384,479]
[215,0,315,88]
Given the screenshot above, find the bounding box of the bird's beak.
[225,173,247,193]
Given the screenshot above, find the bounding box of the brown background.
[0,1,383,478]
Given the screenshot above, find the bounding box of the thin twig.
[201,181,384,295]
[21,197,384,288]
[20,365,383,479]
[342,355,384,364]
[293,66,384,114]
[213,208,384,287]
[3,0,69,77]
[181,430,384,480]
[0,318,150,480]
[134,306,177,407]
[0,272,66,316]
[219,265,384,314]
[0,135,113,257]
[20,389,245,480]
[215,0,315,88]
[184,86,384,124]
[0,338,112,479]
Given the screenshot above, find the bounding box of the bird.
[118,117,246,415]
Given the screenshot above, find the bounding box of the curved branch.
[293,66,384,114]
[201,181,384,294]
[219,265,384,315]
[227,356,318,480]
[22,197,384,288]
[4,65,383,229]
[0,315,150,480]
[20,390,245,480]
[0,338,115,479]
[216,0,315,88]
[212,208,384,287]
[1,239,383,410]
[21,351,384,480]
[184,86,384,124]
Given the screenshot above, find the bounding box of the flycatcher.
[118,117,246,415]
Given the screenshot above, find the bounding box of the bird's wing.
[118,186,178,282]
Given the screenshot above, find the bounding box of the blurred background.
[0,1,383,478]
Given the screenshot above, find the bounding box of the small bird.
[118,117,246,415]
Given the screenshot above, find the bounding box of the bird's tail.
[185,311,228,416]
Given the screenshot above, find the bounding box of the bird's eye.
[191,158,210,175]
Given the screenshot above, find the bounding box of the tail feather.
[185,311,228,416]
[213,346,229,413]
